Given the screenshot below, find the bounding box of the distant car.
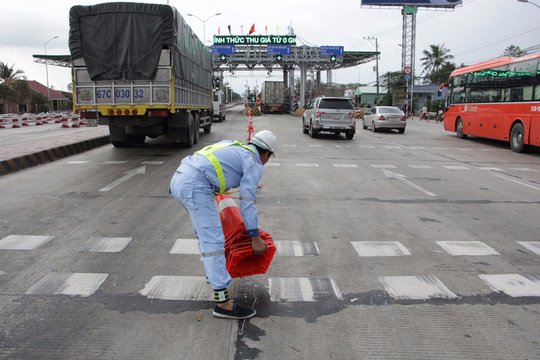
[302,97,356,139]
[362,106,407,133]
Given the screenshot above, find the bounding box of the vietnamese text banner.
[213,35,296,45]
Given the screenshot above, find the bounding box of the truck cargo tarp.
[69,2,212,86]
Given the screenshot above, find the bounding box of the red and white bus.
[443,52,540,152]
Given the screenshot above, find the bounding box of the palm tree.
[0,62,25,83]
[420,44,454,83]
[502,45,527,58]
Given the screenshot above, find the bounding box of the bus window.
[535,61,540,100]
[484,89,503,102]
[535,86,540,101]
[506,60,537,102]
[523,86,534,101]
[450,85,465,104]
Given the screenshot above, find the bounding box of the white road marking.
[275,241,319,256]
[333,164,358,168]
[140,276,212,301]
[269,277,342,302]
[26,272,108,297]
[480,274,540,297]
[141,161,165,165]
[436,241,500,256]
[517,242,540,256]
[0,235,54,250]
[296,163,319,167]
[371,164,396,169]
[76,237,132,253]
[352,241,411,257]
[479,167,503,171]
[379,275,457,300]
[102,161,128,165]
[494,174,540,191]
[99,165,146,192]
[510,168,537,172]
[170,239,200,254]
[382,169,437,197]
[444,166,469,170]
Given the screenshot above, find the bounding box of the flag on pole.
[228,25,231,35]
[218,27,220,35]
[265,26,268,35]
[241,25,244,35]
[249,24,255,35]
[276,26,279,35]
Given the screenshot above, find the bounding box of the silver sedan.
[362,106,407,133]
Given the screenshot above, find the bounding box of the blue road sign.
[211,45,236,55]
[320,46,344,56]
[404,75,412,80]
[267,45,291,55]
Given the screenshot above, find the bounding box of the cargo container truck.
[260,81,285,114]
[69,2,212,147]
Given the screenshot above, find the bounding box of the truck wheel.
[193,113,200,144]
[345,131,354,140]
[131,135,146,144]
[182,113,194,148]
[204,124,211,133]
[302,118,308,134]
[112,141,127,148]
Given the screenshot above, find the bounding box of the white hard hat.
[251,130,277,153]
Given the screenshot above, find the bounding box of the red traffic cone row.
[216,194,276,278]
[247,115,254,141]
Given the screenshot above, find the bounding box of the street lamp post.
[517,0,540,8]
[44,36,59,112]
[187,13,221,45]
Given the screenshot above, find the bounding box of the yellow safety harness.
[194,141,258,195]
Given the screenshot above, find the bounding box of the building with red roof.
[0,80,70,114]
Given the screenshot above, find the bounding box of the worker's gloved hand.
[251,236,268,255]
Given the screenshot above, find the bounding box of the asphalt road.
[1,107,539,359]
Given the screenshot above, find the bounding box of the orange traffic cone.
[247,114,254,141]
[215,194,276,278]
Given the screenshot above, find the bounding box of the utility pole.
[365,36,379,105]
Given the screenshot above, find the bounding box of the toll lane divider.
[0,112,85,129]
[0,135,110,176]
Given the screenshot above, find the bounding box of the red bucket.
[216,194,276,278]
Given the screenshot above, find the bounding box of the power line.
[454,26,540,59]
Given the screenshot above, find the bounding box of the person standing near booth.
[169,130,277,319]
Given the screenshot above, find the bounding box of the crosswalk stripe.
[379,275,458,300]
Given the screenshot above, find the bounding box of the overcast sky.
[1,0,539,94]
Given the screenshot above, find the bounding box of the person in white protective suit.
[169,130,277,319]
